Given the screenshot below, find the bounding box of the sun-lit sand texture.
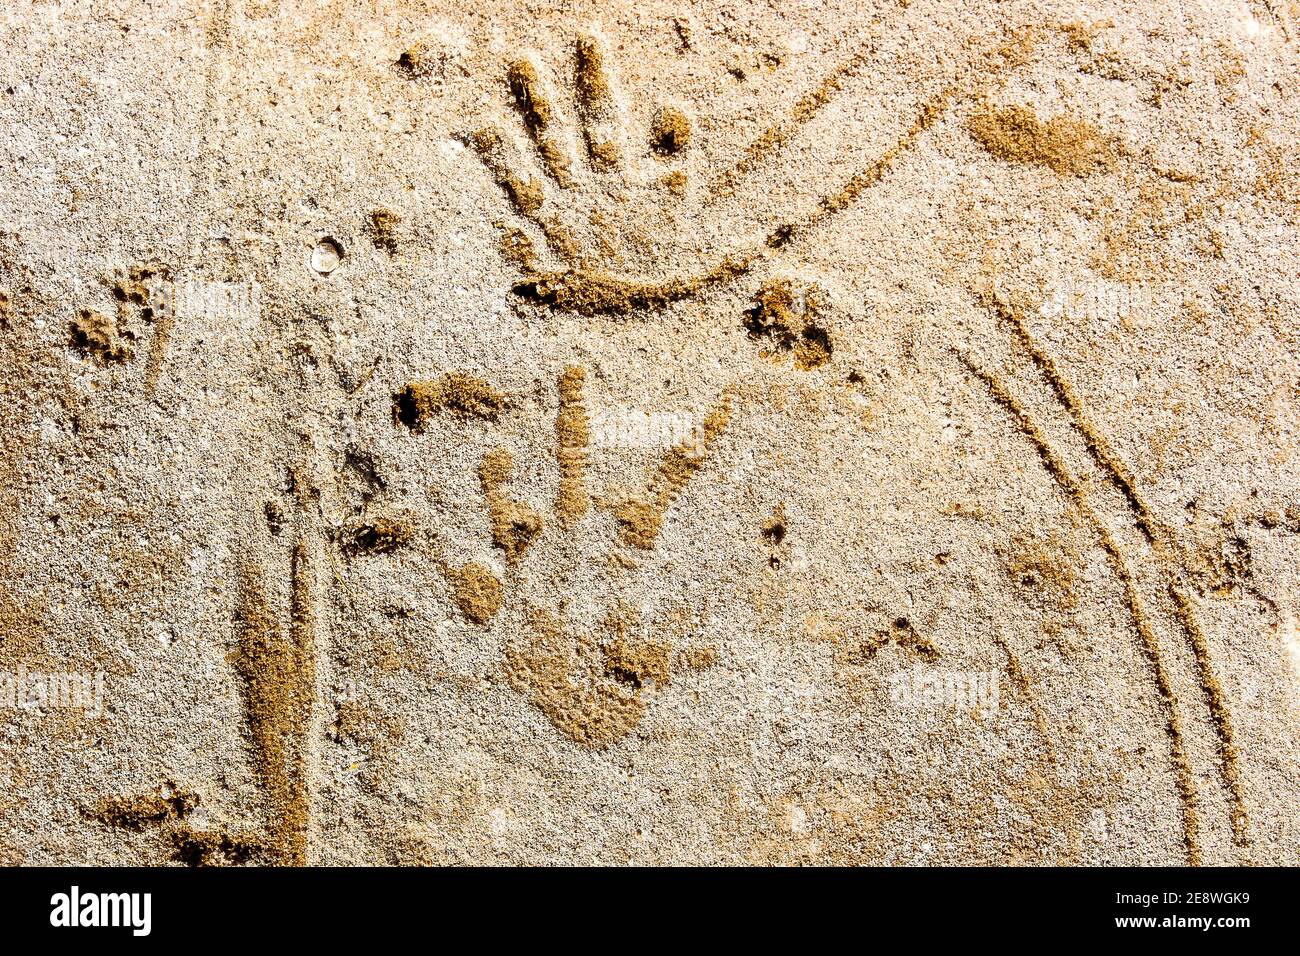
[0,0,1298,865]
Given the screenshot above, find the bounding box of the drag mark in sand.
[959,353,1202,865]
[983,293,1248,846]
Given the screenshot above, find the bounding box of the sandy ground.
[0,0,1298,865]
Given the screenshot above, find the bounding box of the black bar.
[0,867,1281,942]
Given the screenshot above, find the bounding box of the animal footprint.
[400,364,730,747]
[69,264,176,392]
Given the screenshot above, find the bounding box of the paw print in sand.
[396,365,731,748]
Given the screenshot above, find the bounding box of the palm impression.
[463,29,1032,317]
[393,366,733,749]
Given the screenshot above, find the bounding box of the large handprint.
[397,366,732,747]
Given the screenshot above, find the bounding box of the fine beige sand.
[1,0,1298,865]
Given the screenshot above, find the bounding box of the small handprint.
[463,30,774,315]
[464,31,706,293]
[464,29,1034,317]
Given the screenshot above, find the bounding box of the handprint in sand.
[464,29,1038,317]
[396,366,731,747]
